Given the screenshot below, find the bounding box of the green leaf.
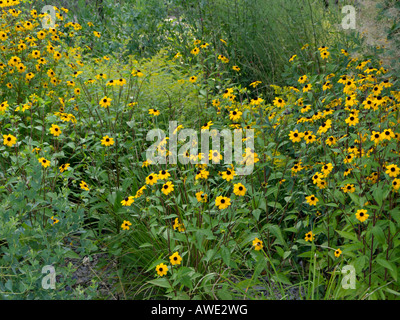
[147,278,172,289]
[220,246,231,266]
[335,230,358,242]
[252,209,261,221]
[371,226,386,245]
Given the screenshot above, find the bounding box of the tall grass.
[172,0,348,93]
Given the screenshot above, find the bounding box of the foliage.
[1,0,400,300]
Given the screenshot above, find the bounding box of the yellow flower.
[252,238,263,251]
[273,97,286,108]
[233,183,246,196]
[156,263,168,276]
[196,191,208,203]
[386,164,400,178]
[342,184,355,193]
[49,124,62,137]
[51,216,59,225]
[99,96,112,108]
[146,173,158,185]
[161,181,174,195]
[392,179,400,191]
[121,220,132,230]
[229,109,242,121]
[169,252,182,266]
[215,196,231,209]
[334,248,342,258]
[189,76,197,83]
[3,134,17,147]
[304,231,314,242]
[59,163,70,173]
[303,84,312,92]
[288,130,303,143]
[298,75,308,84]
[101,135,115,147]
[148,108,160,116]
[221,168,236,181]
[80,180,90,191]
[305,195,318,206]
[121,197,134,207]
[355,209,369,222]
[190,47,200,55]
[38,157,51,168]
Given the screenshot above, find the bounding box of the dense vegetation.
[1,0,400,300]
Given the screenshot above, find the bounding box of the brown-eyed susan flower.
[173,218,185,232]
[169,252,182,266]
[345,115,359,126]
[99,96,112,108]
[38,157,50,168]
[303,84,312,92]
[334,248,342,258]
[392,179,400,191]
[371,131,382,144]
[209,150,222,163]
[156,263,168,276]
[195,169,209,180]
[317,120,332,135]
[232,65,240,71]
[49,124,62,137]
[141,160,151,167]
[190,47,200,55]
[355,209,369,222]
[51,216,59,225]
[131,69,144,77]
[289,54,297,62]
[249,81,261,88]
[321,163,333,177]
[322,81,332,91]
[342,184,355,193]
[0,101,9,112]
[306,195,318,206]
[189,76,197,83]
[161,181,174,195]
[305,133,316,144]
[158,170,170,180]
[304,231,315,242]
[79,181,89,191]
[382,129,395,141]
[344,168,352,177]
[146,173,158,185]
[215,196,231,209]
[298,75,308,84]
[121,196,134,207]
[101,135,114,147]
[386,164,400,178]
[233,183,246,196]
[291,163,303,174]
[121,220,132,230]
[59,163,70,173]
[196,191,208,202]
[201,121,213,130]
[3,134,17,147]
[229,109,242,121]
[252,238,263,251]
[320,50,330,59]
[273,97,286,108]
[148,108,160,116]
[221,168,236,181]
[289,130,304,143]
[343,154,354,164]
